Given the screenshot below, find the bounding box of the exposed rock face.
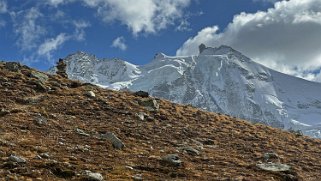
[4,62,23,72]
[198,43,207,54]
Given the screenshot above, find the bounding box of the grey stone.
[34,81,47,92]
[5,62,22,72]
[263,152,280,163]
[101,132,125,149]
[34,114,47,126]
[85,91,96,98]
[136,112,146,121]
[162,154,182,166]
[8,155,26,163]
[257,163,291,172]
[84,170,104,181]
[39,153,50,159]
[75,128,90,137]
[29,71,49,83]
[138,98,159,112]
[132,174,143,181]
[75,145,91,152]
[181,146,199,156]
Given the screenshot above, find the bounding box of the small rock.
[256,163,291,172]
[85,91,96,98]
[288,128,303,137]
[202,139,215,145]
[8,155,27,163]
[35,155,43,159]
[5,62,22,72]
[181,146,199,156]
[161,154,182,166]
[132,174,143,181]
[125,166,134,170]
[29,71,49,83]
[75,145,91,152]
[101,132,125,149]
[0,108,10,117]
[138,98,159,112]
[34,81,47,92]
[75,128,90,137]
[136,112,146,121]
[39,153,50,159]
[34,114,47,126]
[263,152,280,163]
[134,91,149,98]
[84,170,104,181]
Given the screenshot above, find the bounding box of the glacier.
[50,45,321,138]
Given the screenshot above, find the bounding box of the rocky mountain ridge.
[1,61,321,180]
[53,45,321,138]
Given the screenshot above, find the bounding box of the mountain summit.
[54,45,321,138]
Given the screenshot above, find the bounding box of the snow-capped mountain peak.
[53,45,321,138]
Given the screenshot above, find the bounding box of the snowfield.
[51,46,321,138]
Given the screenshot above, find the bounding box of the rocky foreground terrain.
[0,61,321,180]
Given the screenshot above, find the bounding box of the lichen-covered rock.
[5,62,22,72]
[181,146,200,156]
[8,155,26,163]
[101,132,125,149]
[29,71,49,83]
[138,98,159,112]
[84,170,104,181]
[257,163,291,172]
[161,154,182,166]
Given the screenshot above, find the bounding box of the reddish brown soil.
[0,62,321,181]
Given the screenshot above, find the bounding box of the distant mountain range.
[50,45,321,138]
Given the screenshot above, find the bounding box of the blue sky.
[1,0,321,82]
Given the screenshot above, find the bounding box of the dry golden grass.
[0,62,321,180]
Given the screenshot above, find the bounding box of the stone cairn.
[56,58,68,78]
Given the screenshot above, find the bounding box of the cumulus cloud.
[11,7,46,51]
[37,33,70,59]
[43,0,192,35]
[0,0,7,13]
[81,0,191,35]
[177,0,321,82]
[111,36,127,51]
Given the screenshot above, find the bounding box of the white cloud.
[47,0,66,7]
[111,36,127,51]
[176,19,191,32]
[0,0,7,13]
[37,33,69,59]
[41,0,192,35]
[73,20,91,41]
[11,7,46,51]
[82,0,191,35]
[177,0,321,82]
